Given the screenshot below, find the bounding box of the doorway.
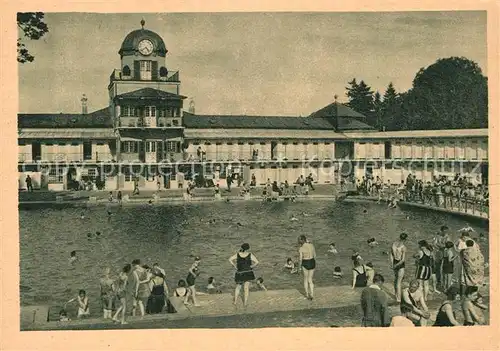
[83,141,92,160]
[32,142,41,161]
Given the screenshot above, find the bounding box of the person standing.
[390,232,408,302]
[298,235,317,300]
[432,225,450,288]
[112,264,130,325]
[186,256,201,307]
[360,273,391,327]
[25,175,33,192]
[99,267,115,319]
[229,243,259,306]
[415,240,433,301]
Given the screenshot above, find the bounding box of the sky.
[18,11,487,116]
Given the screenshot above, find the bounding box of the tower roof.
[119,28,168,57]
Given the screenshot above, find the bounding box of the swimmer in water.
[363,209,368,213]
[96,231,102,239]
[86,233,93,240]
[284,258,298,274]
[328,243,338,254]
[367,238,379,247]
[80,213,85,220]
[333,266,343,279]
[69,250,78,263]
[148,200,153,205]
[290,215,298,221]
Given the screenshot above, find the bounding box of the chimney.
[81,94,88,114]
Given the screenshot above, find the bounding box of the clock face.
[138,39,154,55]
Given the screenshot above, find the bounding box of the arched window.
[122,65,131,76]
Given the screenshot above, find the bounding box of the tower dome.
[119,27,168,58]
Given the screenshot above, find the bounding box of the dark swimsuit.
[433,302,456,327]
[301,258,316,270]
[234,253,256,284]
[186,266,198,287]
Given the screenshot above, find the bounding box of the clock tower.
[108,20,186,190]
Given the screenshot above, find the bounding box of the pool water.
[19,200,489,310]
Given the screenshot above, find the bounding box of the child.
[256,277,267,291]
[108,192,114,202]
[442,241,457,291]
[333,266,343,279]
[206,277,222,294]
[328,243,338,254]
[284,258,298,274]
[67,289,90,319]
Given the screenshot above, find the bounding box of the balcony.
[18,152,114,163]
[109,69,180,83]
[119,117,183,128]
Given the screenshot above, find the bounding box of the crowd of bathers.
[350,173,488,210]
[354,225,489,327]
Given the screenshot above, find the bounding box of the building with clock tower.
[17,21,488,192]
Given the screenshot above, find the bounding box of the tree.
[380,82,400,130]
[17,12,49,63]
[373,91,383,130]
[346,78,375,119]
[405,57,488,130]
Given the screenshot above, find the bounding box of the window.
[145,142,156,153]
[172,119,179,126]
[58,143,66,146]
[87,168,97,177]
[48,168,64,183]
[121,141,138,153]
[71,142,79,146]
[144,106,156,117]
[166,141,180,153]
[140,60,152,80]
[175,108,180,117]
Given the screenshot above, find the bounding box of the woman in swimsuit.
[112,264,130,324]
[99,267,115,319]
[146,270,169,314]
[186,257,201,307]
[433,286,460,326]
[415,240,433,301]
[229,243,259,306]
[67,289,90,319]
[390,232,408,302]
[298,235,316,300]
[351,257,373,289]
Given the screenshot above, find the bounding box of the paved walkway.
[21,283,490,330]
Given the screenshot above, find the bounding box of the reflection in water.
[19,201,488,309]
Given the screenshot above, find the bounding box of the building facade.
[17,25,489,191]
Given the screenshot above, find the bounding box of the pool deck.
[21,283,490,330]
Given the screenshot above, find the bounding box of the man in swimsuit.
[401,280,430,326]
[390,232,408,302]
[298,235,316,300]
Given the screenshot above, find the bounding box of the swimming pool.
[19,200,489,310]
